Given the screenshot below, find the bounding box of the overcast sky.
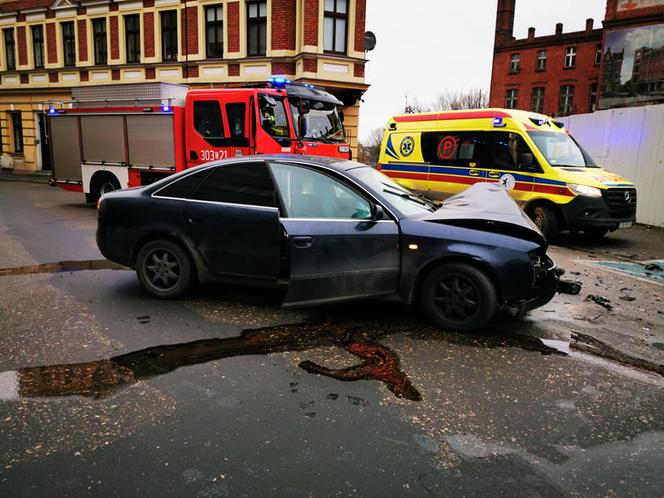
[358,0,606,141]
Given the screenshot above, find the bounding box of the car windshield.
[290,99,345,143]
[350,167,437,216]
[528,131,598,168]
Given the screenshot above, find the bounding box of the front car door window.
[258,93,291,141]
[193,101,224,142]
[269,162,371,219]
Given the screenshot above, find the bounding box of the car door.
[181,161,281,280]
[268,161,400,307]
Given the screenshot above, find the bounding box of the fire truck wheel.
[136,239,193,299]
[90,174,121,202]
[419,262,498,332]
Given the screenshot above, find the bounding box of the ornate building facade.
[0,0,368,171]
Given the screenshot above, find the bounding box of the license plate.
[619,222,633,229]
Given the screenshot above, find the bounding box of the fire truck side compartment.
[126,115,176,168]
[50,116,82,182]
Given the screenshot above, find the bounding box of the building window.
[564,47,576,68]
[536,50,547,71]
[125,14,141,63]
[559,85,575,115]
[205,5,223,58]
[531,87,545,114]
[92,19,107,65]
[31,25,44,69]
[161,11,178,62]
[509,53,520,73]
[4,28,15,71]
[324,0,348,54]
[62,22,76,67]
[11,112,23,154]
[247,1,267,56]
[595,43,602,65]
[505,89,518,109]
[589,82,598,112]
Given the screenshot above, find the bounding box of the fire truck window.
[226,103,246,137]
[491,132,537,171]
[194,101,224,139]
[192,162,277,207]
[421,132,489,168]
[258,94,290,138]
[154,169,211,199]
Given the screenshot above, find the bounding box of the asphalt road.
[1,181,663,497]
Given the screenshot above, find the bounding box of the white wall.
[561,104,664,227]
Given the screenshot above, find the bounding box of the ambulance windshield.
[528,131,598,168]
[290,99,345,143]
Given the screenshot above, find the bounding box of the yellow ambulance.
[378,109,637,240]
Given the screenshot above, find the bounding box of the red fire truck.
[47,80,352,202]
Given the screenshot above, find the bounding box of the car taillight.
[97,197,104,212]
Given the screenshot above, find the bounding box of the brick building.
[0,0,368,171]
[490,0,664,117]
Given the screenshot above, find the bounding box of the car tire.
[582,227,609,240]
[136,239,193,299]
[420,262,498,332]
[528,205,559,241]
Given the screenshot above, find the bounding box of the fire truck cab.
[47,80,351,202]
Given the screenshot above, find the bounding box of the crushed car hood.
[421,183,545,245]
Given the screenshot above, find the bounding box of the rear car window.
[154,169,210,199]
[191,162,277,207]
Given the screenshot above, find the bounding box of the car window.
[153,169,211,199]
[191,162,277,207]
[491,132,538,172]
[226,103,246,138]
[421,131,489,168]
[193,101,224,139]
[269,162,372,220]
[258,93,290,138]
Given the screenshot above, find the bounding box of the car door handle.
[488,171,502,178]
[292,236,313,249]
[469,169,482,177]
[187,216,204,225]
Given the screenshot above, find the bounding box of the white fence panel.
[561,104,664,227]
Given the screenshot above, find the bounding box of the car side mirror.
[339,109,345,123]
[372,204,385,221]
[520,152,536,171]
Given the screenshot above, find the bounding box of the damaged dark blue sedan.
[97,156,573,331]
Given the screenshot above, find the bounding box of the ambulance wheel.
[136,239,193,299]
[528,205,558,241]
[582,227,609,240]
[420,262,498,332]
[90,173,121,202]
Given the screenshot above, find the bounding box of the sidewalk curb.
[0,171,51,184]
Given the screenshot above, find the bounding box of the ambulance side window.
[490,132,538,172]
[421,132,489,168]
[194,101,225,140]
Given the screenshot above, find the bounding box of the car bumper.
[561,192,636,231]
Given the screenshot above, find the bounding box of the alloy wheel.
[144,249,181,291]
[432,273,482,323]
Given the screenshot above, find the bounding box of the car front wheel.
[136,239,193,299]
[420,262,498,332]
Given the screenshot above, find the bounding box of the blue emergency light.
[48,105,56,114]
[268,76,292,87]
[161,104,171,112]
[493,117,507,128]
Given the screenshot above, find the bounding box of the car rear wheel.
[420,263,498,332]
[136,239,192,299]
[528,205,558,241]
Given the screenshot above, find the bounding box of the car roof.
[197,154,366,172]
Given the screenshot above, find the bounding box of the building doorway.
[37,112,51,171]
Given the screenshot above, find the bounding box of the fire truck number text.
[200,149,229,161]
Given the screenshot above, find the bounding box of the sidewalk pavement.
[0,168,51,184]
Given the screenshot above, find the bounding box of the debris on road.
[585,294,614,310]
